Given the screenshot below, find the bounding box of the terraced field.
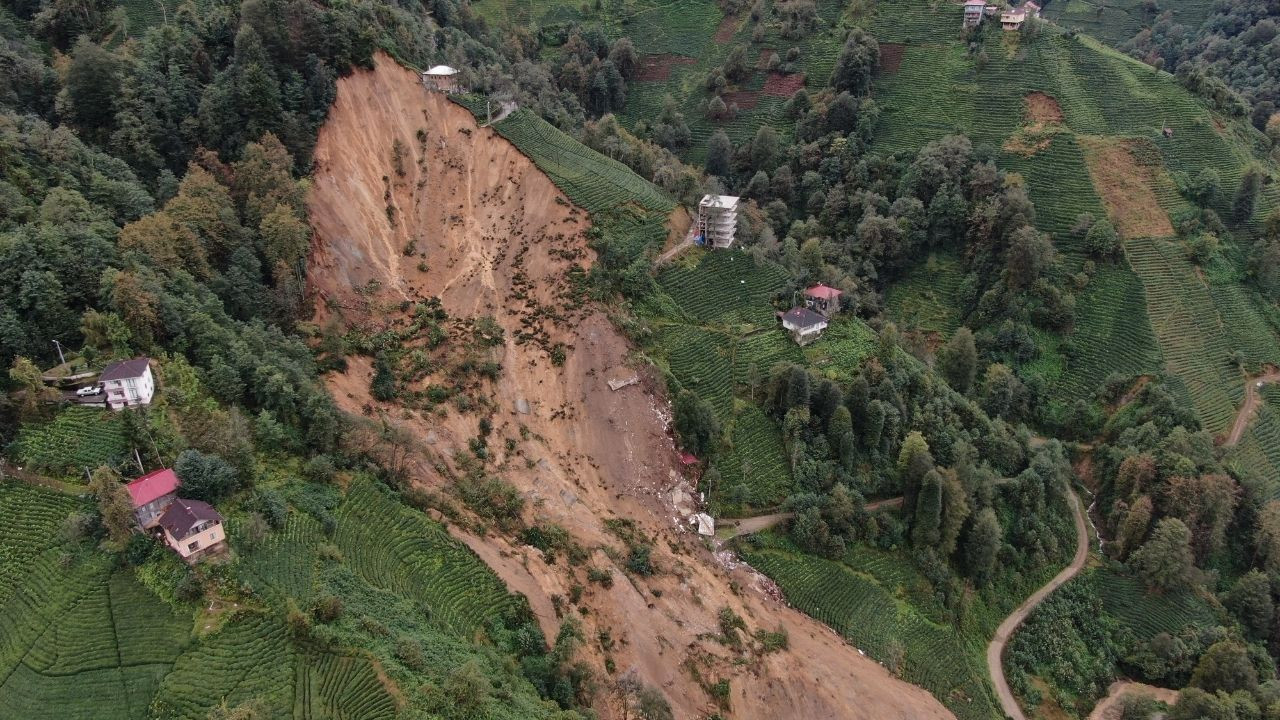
[1095,566,1220,640]
[746,547,1000,720]
[714,403,793,508]
[14,406,128,475]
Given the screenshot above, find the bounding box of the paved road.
[1225,372,1280,446]
[987,487,1089,720]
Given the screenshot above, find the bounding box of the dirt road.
[719,497,904,540]
[987,488,1090,720]
[1086,681,1178,719]
[1225,372,1280,446]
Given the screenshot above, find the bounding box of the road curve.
[1225,372,1280,446]
[987,487,1090,720]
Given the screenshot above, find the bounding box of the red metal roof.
[126,468,179,508]
[804,284,842,301]
[679,452,699,466]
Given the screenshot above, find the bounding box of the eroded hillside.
[306,53,954,719]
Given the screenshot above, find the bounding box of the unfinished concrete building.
[697,195,739,249]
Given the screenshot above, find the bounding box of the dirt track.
[307,53,954,720]
[987,488,1089,720]
[1087,681,1178,720]
[1224,372,1280,446]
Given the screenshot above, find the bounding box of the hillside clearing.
[1078,136,1174,238]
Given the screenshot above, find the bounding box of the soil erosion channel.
[306,53,953,720]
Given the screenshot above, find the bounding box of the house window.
[209,532,217,541]
[188,540,199,551]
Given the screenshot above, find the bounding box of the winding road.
[1224,371,1280,446]
[986,487,1090,720]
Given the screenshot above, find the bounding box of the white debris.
[607,376,639,391]
[693,512,715,536]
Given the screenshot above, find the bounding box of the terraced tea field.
[14,406,128,475]
[745,547,1000,720]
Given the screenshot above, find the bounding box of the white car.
[76,385,102,397]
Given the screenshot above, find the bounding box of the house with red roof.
[158,498,226,562]
[126,468,180,528]
[803,284,843,316]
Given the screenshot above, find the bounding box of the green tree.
[828,405,856,469]
[750,125,779,171]
[936,327,977,393]
[65,38,122,133]
[674,390,720,457]
[830,29,879,96]
[706,130,733,176]
[938,470,971,557]
[964,507,1002,585]
[9,356,57,419]
[912,469,943,546]
[1190,640,1258,694]
[1084,218,1121,258]
[1224,570,1273,639]
[1233,168,1262,225]
[174,449,239,503]
[88,466,135,546]
[1130,517,1196,593]
[980,363,1029,421]
[371,353,397,401]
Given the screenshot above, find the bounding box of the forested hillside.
[3,0,1280,718]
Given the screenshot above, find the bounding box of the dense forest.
[2,0,1280,717]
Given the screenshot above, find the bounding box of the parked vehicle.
[75,385,102,397]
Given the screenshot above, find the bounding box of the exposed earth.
[1224,371,1280,446]
[306,53,954,720]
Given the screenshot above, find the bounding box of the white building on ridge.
[697,195,739,249]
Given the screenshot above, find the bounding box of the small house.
[1024,1,1041,17]
[803,284,843,316]
[99,356,154,410]
[963,0,986,27]
[158,498,227,563]
[423,65,460,93]
[127,468,179,529]
[1000,9,1026,29]
[780,307,829,345]
[697,195,739,249]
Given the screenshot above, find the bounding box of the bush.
[174,449,239,503]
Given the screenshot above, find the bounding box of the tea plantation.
[0,476,565,718]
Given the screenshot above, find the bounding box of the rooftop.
[159,498,223,540]
[699,195,740,210]
[782,307,827,328]
[99,356,150,382]
[804,283,843,301]
[126,468,179,508]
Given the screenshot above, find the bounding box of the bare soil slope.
[307,53,954,720]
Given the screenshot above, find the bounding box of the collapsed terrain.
[306,53,954,719]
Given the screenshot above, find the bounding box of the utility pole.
[52,339,65,366]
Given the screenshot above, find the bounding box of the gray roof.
[782,307,826,329]
[99,357,150,382]
[158,498,222,539]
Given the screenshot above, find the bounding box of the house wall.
[105,366,154,410]
[134,491,176,528]
[164,522,226,559]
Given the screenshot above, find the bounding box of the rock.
[515,398,531,414]
[424,431,438,445]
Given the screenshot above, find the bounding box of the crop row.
[868,0,962,45]
[238,513,323,602]
[657,250,789,328]
[885,252,965,336]
[746,548,999,720]
[152,615,296,718]
[296,652,397,720]
[713,404,793,509]
[1053,263,1164,400]
[13,407,128,475]
[1001,134,1106,242]
[495,110,673,215]
[1124,237,1239,433]
[334,480,520,635]
[657,324,735,418]
[1095,566,1218,639]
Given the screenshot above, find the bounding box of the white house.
[963,0,986,27]
[697,195,739,249]
[158,498,227,563]
[780,307,829,345]
[99,357,154,410]
[422,65,461,93]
